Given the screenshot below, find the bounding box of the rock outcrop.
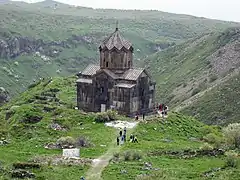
[0,34,97,59]
[0,87,9,105]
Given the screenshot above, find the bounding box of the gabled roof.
[121,68,145,81]
[100,28,132,51]
[81,64,100,76]
[102,69,118,79]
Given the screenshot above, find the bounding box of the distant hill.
[0,1,238,99]
[146,27,240,125]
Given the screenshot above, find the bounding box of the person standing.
[123,134,126,142]
[142,113,145,120]
[159,104,162,112]
[165,105,168,115]
[135,113,139,121]
[124,127,127,135]
[119,130,122,137]
[117,137,119,146]
[130,134,133,142]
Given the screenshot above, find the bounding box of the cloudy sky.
[19,0,240,22]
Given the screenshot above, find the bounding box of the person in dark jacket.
[119,130,122,136]
[117,137,119,145]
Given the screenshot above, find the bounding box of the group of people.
[129,134,138,143]
[156,103,169,117]
[116,127,138,145]
[135,112,145,121]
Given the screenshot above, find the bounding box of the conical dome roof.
[100,27,132,51]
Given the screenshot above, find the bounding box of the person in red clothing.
[159,104,163,112]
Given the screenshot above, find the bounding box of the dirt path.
[85,122,138,180]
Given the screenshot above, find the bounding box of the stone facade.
[77,26,156,116]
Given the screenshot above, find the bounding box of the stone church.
[76,25,156,116]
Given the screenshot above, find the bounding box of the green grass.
[145,27,240,124]
[0,1,238,97]
[182,73,240,125]
[0,76,118,179]
[0,76,240,179]
[102,113,240,180]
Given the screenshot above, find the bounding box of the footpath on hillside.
[85,121,138,180]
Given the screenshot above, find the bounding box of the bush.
[94,112,110,123]
[203,133,224,148]
[113,153,120,159]
[224,151,239,168]
[106,110,117,121]
[75,136,92,147]
[56,136,76,148]
[132,151,142,161]
[123,151,131,161]
[200,143,214,151]
[94,110,117,123]
[13,163,40,169]
[223,123,240,149]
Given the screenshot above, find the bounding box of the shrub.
[132,151,142,161]
[123,151,131,161]
[106,110,117,121]
[94,110,117,123]
[223,123,240,149]
[13,163,40,169]
[203,133,224,148]
[94,112,110,123]
[56,136,76,148]
[75,136,92,147]
[113,153,120,159]
[224,151,239,168]
[200,143,214,151]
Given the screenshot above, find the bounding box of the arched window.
[128,61,130,67]
[106,62,109,67]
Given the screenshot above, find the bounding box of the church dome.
[99,26,133,51]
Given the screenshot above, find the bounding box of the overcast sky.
[20,0,240,22]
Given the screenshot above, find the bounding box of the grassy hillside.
[1,76,239,179]
[1,1,238,42]
[146,27,240,124]
[0,76,118,179]
[102,114,240,179]
[182,72,240,125]
[0,1,238,98]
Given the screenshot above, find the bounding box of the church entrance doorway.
[101,104,106,112]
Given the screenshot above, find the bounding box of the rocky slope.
[0,87,9,105]
[0,1,238,103]
[146,27,240,124]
